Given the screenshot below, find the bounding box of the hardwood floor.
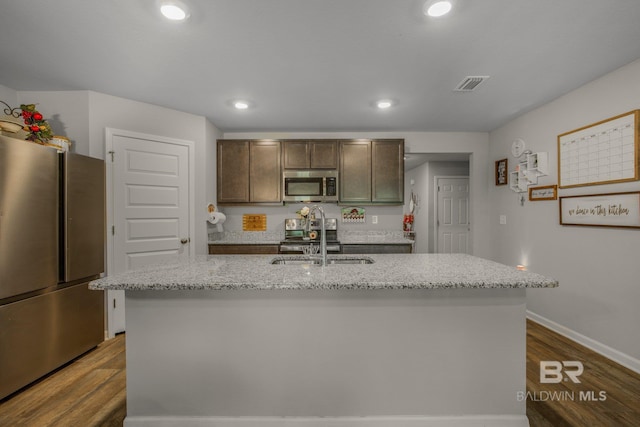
[0,333,126,427]
[1,321,638,426]
[526,319,640,426]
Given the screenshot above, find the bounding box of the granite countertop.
[89,254,558,291]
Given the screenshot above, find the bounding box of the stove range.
[279,218,340,254]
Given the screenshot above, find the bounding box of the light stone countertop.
[89,253,558,291]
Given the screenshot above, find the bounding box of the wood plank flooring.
[0,333,126,427]
[525,319,640,426]
[1,321,638,426]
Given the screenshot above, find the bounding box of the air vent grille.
[454,76,489,92]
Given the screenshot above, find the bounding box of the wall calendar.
[558,110,639,188]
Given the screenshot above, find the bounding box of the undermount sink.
[270,256,375,265]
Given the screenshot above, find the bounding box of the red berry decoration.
[19,104,53,143]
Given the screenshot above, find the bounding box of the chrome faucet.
[307,205,327,266]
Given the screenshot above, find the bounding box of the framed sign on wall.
[559,192,640,229]
[495,158,508,186]
[558,110,639,189]
[529,185,557,201]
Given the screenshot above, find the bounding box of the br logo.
[540,361,584,383]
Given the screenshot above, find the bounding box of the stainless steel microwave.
[283,170,338,203]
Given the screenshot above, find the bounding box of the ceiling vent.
[454,76,489,92]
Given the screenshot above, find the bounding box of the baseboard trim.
[124,415,530,427]
[527,310,640,374]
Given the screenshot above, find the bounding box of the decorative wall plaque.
[559,192,640,229]
[242,214,267,231]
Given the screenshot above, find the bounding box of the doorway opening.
[404,153,470,254]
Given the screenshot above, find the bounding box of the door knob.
[181,238,190,244]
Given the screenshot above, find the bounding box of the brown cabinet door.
[372,139,404,203]
[310,140,338,169]
[342,244,412,254]
[284,140,337,169]
[283,140,310,169]
[209,244,279,255]
[250,140,281,202]
[339,140,372,203]
[217,140,250,203]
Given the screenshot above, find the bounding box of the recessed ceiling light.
[234,101,249,110]
[424,1,453,17]
[160,2,189,21]
[376,100,393,109]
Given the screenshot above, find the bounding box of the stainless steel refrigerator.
[0,135,105,400]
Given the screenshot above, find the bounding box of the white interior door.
[436,177,471,254]
[106,129,192,336]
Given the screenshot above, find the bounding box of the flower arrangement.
[20,104,53,143]
[296,206,310,218]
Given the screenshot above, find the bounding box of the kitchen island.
[90,254,557,427]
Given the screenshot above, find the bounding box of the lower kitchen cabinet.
[208,244,280,255]
[341,243,413,254]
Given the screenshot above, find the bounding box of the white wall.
[87,91,220,255]
[223,131,490,257]
[405,162,429,253]
[489,58,640,367]
[12,89,221,255]
[17,91,90,154]
[0,85,18,107]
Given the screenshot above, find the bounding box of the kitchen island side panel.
[123,288,527,425]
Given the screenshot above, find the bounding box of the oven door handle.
[279,244,304,253]
[279,244,341,253]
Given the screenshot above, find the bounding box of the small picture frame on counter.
[495,158,508,186]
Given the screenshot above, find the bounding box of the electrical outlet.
[372,215,378,224]
[499,215,507,225]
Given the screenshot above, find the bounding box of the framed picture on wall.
[495,158,508,186]
[529,185,557,201]
[559,191,640,228]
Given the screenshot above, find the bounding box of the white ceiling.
[1,0,640,133]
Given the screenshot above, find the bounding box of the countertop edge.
[89,254,559,292]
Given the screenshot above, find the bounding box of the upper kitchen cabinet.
[217,140,249,204]
[339,140,371,203]
[250,140,282,202]
[372,139,404,203]
[217,140,282,205]
[339,139,404,205]
[283,140,338,169]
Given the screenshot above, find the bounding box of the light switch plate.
[499,215,507,225]
[372,215,378,224]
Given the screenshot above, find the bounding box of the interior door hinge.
[108,150,115,162]
[112,225,115,235]
[113,298,116,309]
